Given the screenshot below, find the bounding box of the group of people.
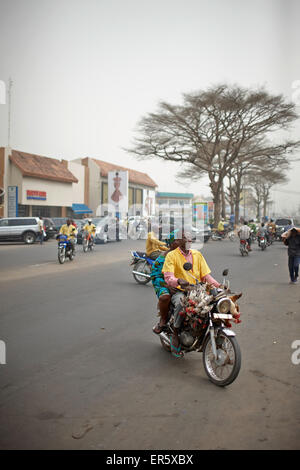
[236,219,276,250]
[57,219,97,253]
[147,230,220,358]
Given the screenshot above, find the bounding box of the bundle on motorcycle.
[130,251,154,284]
[157,265,242,387]
[57,234,75,264]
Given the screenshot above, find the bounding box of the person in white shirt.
[38,217,45,245]
[238,221,252,250]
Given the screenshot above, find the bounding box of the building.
[0,148,157,219]
[0,147,90,218]
[73,157,157,216]
[155,192,194,215]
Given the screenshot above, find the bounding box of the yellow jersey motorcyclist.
[83,219,96,243]
[59,219,77,252]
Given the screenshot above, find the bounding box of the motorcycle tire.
[69,251,75,261]
[132,260,151,285]
[202,332,241,387]
[83,240,88,252]
[58,247,66,264]
[211,233,220,241]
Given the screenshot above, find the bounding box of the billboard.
[107,170,128,216]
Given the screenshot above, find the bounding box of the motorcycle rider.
[162,231,221,357]
[83,218,96,244]
[267,219,276,242]
[238,221,252,251]
[59,219,77,253]
[151,230,181,334]
[217,218,225,236]
[257,222,269,244]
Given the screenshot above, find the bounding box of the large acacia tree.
[128,84,299,225]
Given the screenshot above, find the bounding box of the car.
[0,217,40,244]
[51,217,69,232]
[192,224,212,243]
[275,217,294,240]
[43,217,58,240]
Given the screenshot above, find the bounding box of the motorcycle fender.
[220,327,236,337]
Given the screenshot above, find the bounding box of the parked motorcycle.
[157,266,242,387]
[83,232,94,252]
[130,251,154,284]
[57,234,75,264]
[239,239,250,256]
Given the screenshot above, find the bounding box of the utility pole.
[7,77,13,148]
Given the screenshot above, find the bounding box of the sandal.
[152,322,166,334]
[170,337,184,358]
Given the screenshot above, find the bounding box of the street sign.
[7,186,18,217]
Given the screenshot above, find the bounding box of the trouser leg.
[171,291,185,329]
[288,256,295,281]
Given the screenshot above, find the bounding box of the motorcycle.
[130,251,154,284]
[211,228,235,242]
[157,265,242,387]
[258,235,267,251]
[57,234,75,264]
[83,232,94,252]
[239,239,250,256]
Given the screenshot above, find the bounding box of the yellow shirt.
[218,221,225,231]
[59,224,77,239]
[146,232,168,256]
[83,223,96,234]
[162,247,211,289]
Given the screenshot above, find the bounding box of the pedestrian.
[283,228,300,284]
[38,217,45,245]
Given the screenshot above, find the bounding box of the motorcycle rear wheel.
[132,260,151,284]
[202,332,241,387]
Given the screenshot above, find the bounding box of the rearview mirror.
[222,269,229,276]
[183,262,193,271]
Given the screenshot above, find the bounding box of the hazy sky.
[0,0,299,213]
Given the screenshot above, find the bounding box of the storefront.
[0,148,89,218]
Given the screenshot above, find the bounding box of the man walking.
[283,228,300,284]
[38,217,45,245]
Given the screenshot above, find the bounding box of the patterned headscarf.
[165,229,179,246]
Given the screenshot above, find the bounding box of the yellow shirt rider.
[83,219,96,240]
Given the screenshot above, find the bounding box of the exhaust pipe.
[132,270,151,279]
[159,331,171,345]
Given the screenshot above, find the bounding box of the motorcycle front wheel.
[211,233,220,241]
[132,260,151,284]
[202,332,241,387]
[83,239,88,252]
[58,247,66,264]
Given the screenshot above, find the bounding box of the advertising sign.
[26,190,47,200]
[108,170,128,215]
[8,186,18,217]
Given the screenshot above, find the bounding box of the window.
[0,219,8,227]
[135,189,143,205]
[129,187,134,207]
[102,182,108,204]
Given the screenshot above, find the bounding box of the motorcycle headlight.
[217,298,231,314]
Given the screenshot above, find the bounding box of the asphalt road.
[0,237,299,450]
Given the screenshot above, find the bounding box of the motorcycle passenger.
[83,218,96,244]
[59,219,77,253]
[151,230,181,335]
[162,232,221,357]
[238,221,252,250]
[146,230,169,260]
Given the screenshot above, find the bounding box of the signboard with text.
[8,186,18,217]
[26,190,47,200]
[108,171,128,215]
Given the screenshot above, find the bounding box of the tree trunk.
[221,182,226,218]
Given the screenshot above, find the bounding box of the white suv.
[0,217,40,244]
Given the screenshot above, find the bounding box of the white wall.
[21,177,73,207]
[69,161,85,204]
